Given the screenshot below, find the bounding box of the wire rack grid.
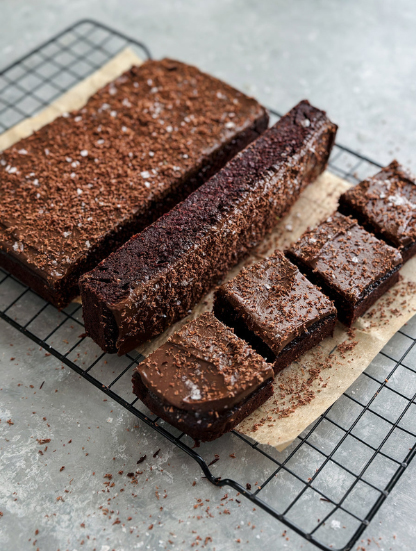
[1,20,415,551]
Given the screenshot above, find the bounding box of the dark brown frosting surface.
[341,160,416,248]
[135,312,273,413]
[219,250,336,354]
[288,212,402,303]
[0,59,264,284]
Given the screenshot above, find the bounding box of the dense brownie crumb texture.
[81,100,337,354]
[338,160,416,261]
[214,250,337,368]
[132,312,274,441]
[0,58,267,307]
[286,212,403,325]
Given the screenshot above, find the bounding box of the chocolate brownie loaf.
[338,160,416,262]
[213,250,337,373]
[286,213,403,326]
[0,59,268,308]
[81,100,337,354]
[132,312,274,442]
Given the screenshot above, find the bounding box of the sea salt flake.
[149,151,154,157]
[80,150,88,157]
[66,157,72,162]
[109,86,117,96]
[225,121,235,129]
[33,179,39,186]
[351,256,359,263]
[101,103,110,110]
[122,98,132,107]
[72,161,80,168]
[85,240,91,248]
[18,149,27,155]
[185,380,201,401]
[63,231,71,238]
[301,118,311,127]
[121,126,128,132]
[110,110,117,118]
[74,116,82,122]
[166,125,173,133]
[97,139,105,145]
[77,188,83,195]
[141,171,151,179]
[147,79,153,86]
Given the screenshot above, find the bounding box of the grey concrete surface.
[1,1,416,550]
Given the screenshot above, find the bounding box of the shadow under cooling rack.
[1,19,416,551]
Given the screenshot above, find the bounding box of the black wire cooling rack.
[1,19,416,551]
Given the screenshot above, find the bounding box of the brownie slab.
[0,59,268,308]
[286,213,403,326]
[338,160,416,262]
[131,312,274,442]
[213,250,337,373]
[81,100,337,354]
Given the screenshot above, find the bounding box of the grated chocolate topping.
[0,58,265,283]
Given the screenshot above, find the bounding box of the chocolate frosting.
[340,160,416,248]
[0,59,265,286]
[135,312,273,413]
[218,250,336,354]
[287,212,402,303]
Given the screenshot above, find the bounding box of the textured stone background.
[1,1,416,550]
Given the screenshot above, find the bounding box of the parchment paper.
[2,49,415,454]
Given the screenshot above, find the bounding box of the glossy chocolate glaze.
[134,313,273,414]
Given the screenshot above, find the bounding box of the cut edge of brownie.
[132,370,273,442]
[213,289,337,373]
[285,250,402,326]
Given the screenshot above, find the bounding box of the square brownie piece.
[339,160,416,262]
[132,313,274,442]
[286,213,403,326]
[213,251,337,373]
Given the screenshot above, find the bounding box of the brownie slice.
[132,312,274,442]
[0,59,268,308]
[286,213,403,326]
[338,160,416,262]
[213,250,337,373]
[81,100,337,354]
